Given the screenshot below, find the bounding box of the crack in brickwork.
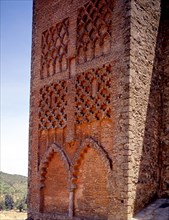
[40,18,69,79]
[77,0,113,64]
[75,64,112,124]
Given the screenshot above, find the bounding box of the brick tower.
[28,0,169,219]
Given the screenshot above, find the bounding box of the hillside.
[0,172,27,210]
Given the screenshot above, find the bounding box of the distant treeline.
[0,172,27,212]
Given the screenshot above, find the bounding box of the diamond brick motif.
[75,64,112,124]
[39,80,68,130]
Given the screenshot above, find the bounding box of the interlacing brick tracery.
[37,4,114,217]
[39,80,68,130]
[40,18,69,78]
[75,64,112,124]
[77,0,113,64]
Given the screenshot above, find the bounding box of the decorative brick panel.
[77,0,113,64]
[39,80,68,130]
[75,64,112,124]
[40,18,69,79]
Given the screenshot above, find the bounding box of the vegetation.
[0,171,27,212]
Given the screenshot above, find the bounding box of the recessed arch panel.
[72,138,111,219]
[39,144,70,214]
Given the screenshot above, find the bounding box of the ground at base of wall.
[132,199,169,220]
[28,199,169,220]
[0,210,27,220]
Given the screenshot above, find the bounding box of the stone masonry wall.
[129,0,161,216]
[28,0,130,220]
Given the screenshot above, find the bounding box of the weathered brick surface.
[74,148,110,219]
[129,0,161,215]
[128,0,169,216]
[160,0,169,198]
[42,153,69,213]
[28,0,169,219]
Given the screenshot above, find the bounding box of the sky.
[1,0,33,176]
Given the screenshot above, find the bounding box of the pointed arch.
[39,143,70,184]
[102,32,111,55]
[70,137,113,201]
[71,138,112,218]
[39,143,70,214]
[71,138,112,179]
[94,38,102,57]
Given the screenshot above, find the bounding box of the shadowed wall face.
[160,0,169,198]
[129,0,161,214]
[129,0,169,215]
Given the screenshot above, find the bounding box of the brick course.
[28,0,169,219]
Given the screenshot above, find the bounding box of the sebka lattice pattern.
[77,0,113,64]
[40,18,69,78]
[75,64,112,124]
[39,81,68,130]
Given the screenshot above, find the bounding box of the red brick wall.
[28,0,169,219]
[42,153,69,213]
[28,0,131,219]
[74,148,110,219]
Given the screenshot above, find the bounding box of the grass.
[0,210,27,220]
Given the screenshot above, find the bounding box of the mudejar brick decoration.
[75,64,112,124]
[76,0,113,64]
[40,18,69,78]
[28,0,169,220]
[39,80,68,130]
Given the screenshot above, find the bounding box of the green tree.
[0,199,5,210]
[15,196,27,212]
[5,194,14,210]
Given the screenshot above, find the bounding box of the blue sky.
[1,0,33,176]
